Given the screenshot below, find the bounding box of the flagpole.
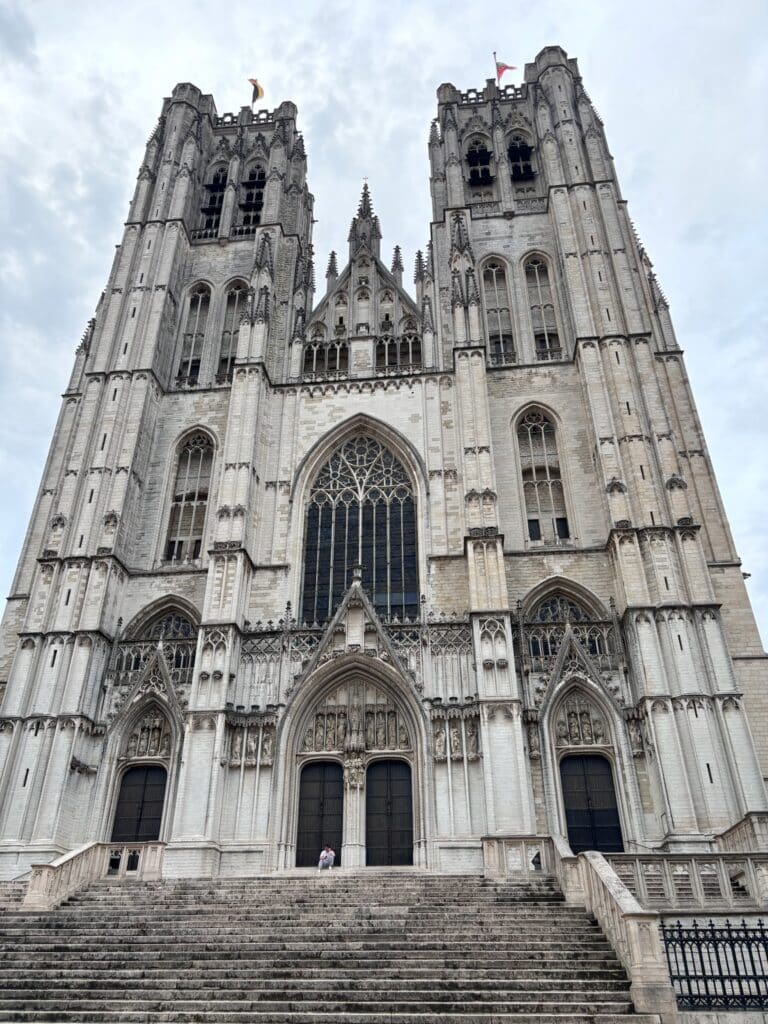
[493,51,497,83]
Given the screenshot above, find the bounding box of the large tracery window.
[525,257,561,360]
[482,260,516,365]
[301,437,418,624]
[177,285,210,385]
[303,338,349,378]
[164,433,213,563]
[517,410,570,544]
[218,282,247,381]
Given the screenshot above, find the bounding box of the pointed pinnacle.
[358,181,373,218]
[326,250,338,278]
[391,245,403,274]
[414,250,425,283]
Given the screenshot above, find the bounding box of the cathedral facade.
[0,46,766,881]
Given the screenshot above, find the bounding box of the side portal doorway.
[111,765,167,842]
[560,754,624,853]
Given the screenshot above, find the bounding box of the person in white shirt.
[318,844,335,871]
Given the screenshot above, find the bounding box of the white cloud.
[0,0,766,642]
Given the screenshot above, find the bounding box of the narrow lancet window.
[482,260,515,365]
[164,433,213,563]
[517,410,569,544]
[218,282,247,381]
[177,285,210,385]
[525,257,561,360]
[467,139,493,187]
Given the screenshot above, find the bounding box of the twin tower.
[0,46,766,880]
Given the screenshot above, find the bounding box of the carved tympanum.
[300,680,411,754]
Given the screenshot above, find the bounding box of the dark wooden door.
[296,762,343,867]
[366,760,413,866]
[560,754,624,853]
[111,765,167,842]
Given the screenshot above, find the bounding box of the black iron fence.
[662,918,768,1009]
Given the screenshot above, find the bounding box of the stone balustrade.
[716,811,768,853]
[23,841,165,910]
[481,835,553,878]
[607,852,768,911]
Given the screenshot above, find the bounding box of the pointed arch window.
[164,433,213,563]
[198,166,227,238]
[517,410,569,544]
[523,592,616,670]
[235,164,266,236]
[508,134,534,182]
[481,260,515,365]
[301,436,418,624]
[525,257,561,360]
[177,285,210,385]
[218,282,247,381]
[466,138,493,187]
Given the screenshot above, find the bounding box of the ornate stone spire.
[348,182,381,259]
[326,250,338,290]
[414,250,425,284]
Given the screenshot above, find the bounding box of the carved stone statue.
[434,723,447,759]
[527,722,540,758]
[449,722,461,757]
[246,729,258,761]
[365,712,375,748]
[261,728,274,761]
[314,714,325,750]
[580,710,593,743]
[376,713,386,748]
[556,718,569,746]
[466,719,479,757]
[398,723,409,749]
[337,712,347,746]
[231,727,243,761]
[302,726,314,752]
[325,715,337,750]
[387,711,397,748]
[126,731,138,758]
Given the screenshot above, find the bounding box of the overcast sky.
[0,0,766,644]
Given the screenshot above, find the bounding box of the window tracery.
[196,166,227,239]
[164,433,213,563]
[525,257,560,360]
[466,138,493,187]
[218,282,247,381]
[517,411,569,544]
[177,285,210,385]
[508,134,535,182]
[301,436,418,623]
[303,338,349,378]
[481,260,515,365]
[235,164,266,236]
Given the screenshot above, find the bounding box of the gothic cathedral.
[1,47,766,881]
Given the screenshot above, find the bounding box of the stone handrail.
[578,850,679,1021]
[716,811,768,853]
[607,852,768,911]
[550,832,585,905]
[481,835,553,878]
[23,841,165,910]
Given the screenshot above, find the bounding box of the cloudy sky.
[0,0,766,643]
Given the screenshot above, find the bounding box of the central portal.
[366,760,413,866]
[296,762,343,866]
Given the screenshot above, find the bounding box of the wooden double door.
[295,759,413,867]
[560,754,624,853]
[111,765,167,842]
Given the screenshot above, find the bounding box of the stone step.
[0,1012,663,1024]
[0,998,640,1013]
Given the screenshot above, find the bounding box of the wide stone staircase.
[0,872,662,1023]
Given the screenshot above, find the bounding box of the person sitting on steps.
[318,844,335,872]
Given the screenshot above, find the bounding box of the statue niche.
[123,707,172,761]
[554,691,609,748]
[300,680,411,754]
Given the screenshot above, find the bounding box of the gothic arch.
[154,427,218,566]
[539,675,637,850]
[520,577,608,622]
[97,654,186,844]
[122,597,201,641]
[270,655,432,870]
[509,404,577,545]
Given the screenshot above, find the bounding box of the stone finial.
[429,120,440,146]
[358,182,373,218]
[348,182,381,259]
[414,250,425,284]
[326,251,338,278]
[391,245,403,284]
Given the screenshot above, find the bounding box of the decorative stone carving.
[123,708,172,760]
[344,755,365,789]
[227,721,275,767]
[554,693,609,748]
[431,700,481,761]
[299,680,410,755]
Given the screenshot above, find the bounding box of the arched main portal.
[111,765,167,842]
[366,760,413,866]
[560,754,623,853]
[296,762,344,867]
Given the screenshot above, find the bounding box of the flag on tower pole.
[248,78,265,104]
[493,52,517,84]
